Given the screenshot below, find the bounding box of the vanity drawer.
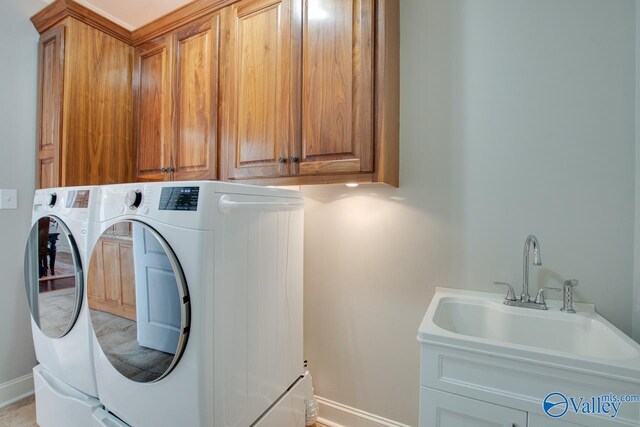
[420,343,640,427]
[420,386,527,427]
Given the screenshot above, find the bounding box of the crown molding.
[131,0,237,46]
[31,0,243,47]
[31,0,133,44]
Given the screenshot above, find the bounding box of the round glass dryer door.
[24,216,83,339]
[88,221,190,383]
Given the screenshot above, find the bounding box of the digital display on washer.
[66,190,90,208]
[159,187,200,211]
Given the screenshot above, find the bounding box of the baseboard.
[0,373,34,410]
[315,396,410,427]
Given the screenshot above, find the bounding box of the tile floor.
[0,395,36,427]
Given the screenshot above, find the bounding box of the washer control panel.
[66,190,90,208]
[158,187,200,211]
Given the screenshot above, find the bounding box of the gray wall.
[303,0,637,425]
[0,0,45,386]
[635,0,640,344]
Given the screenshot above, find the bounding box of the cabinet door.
[298,0,374,176]
[173,16,219,181]
[36,25,65,189]
[135,35,173,182]
[219,0,298,180]
[420,387,527,427]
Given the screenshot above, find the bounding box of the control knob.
[125,190,143,209]
[47,193,57,207]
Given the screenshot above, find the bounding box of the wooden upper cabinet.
[64,20,135,186]
[37,25,65,189]
[135,35,173,182]
[219,0,298,180]
[299,0,374,176]
[219,0,398,186]
[173,16,219,181]
[135,16,219,182]
[34,16,135,189]
[32,0,398,188]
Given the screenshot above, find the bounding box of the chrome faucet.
[493,234,547,310]
[493,236,581,312]
[522,235,542,302]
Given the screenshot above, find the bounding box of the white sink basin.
[419,288,640,379]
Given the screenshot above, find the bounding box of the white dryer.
[24,187,102,426]
[87,181,307,427]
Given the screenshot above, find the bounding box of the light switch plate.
[0,189,18,209]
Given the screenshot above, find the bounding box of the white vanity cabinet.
[420,386,592,427]
[417,342,640,427]
[418,289,640,427]
[420,387,527,427]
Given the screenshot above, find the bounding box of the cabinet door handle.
[290,156,299,163]
[160,167,167,173]
[278,156,287,164]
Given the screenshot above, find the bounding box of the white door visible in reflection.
[132,224,180,354]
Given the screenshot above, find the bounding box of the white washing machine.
[87,181,307,427]
[24,187,102,426]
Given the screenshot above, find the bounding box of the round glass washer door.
[24,216,83,339]
[88,220,190,383]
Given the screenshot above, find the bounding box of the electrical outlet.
[0,189,18,209]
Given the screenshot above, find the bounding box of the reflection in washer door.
[24,216,83,339]
[88,221,190,383]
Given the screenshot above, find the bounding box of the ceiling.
[43,0,194,30]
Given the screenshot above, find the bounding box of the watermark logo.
[543,393,569,418]
[542,392,639,419]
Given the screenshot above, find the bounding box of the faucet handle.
[535,287,561,305]
[561,280,579,313]
[493,282,517,301]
